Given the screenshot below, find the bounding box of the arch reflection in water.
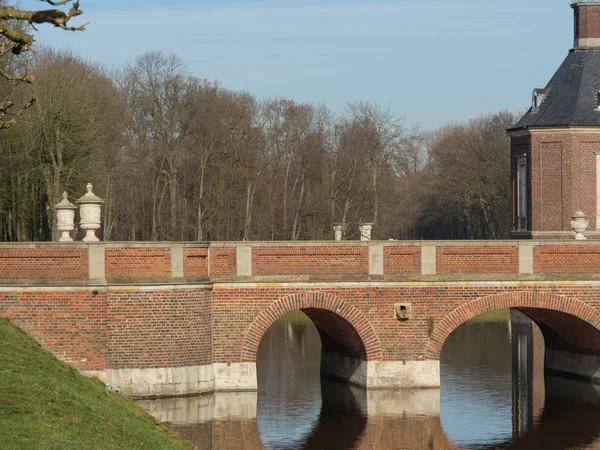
[441,309,515,447]
[256,310,322,449]
[137,307,600,449]
[136,392,264,450]
[441,308,600,450]
[137,310,449,449]
[257,310,448,449]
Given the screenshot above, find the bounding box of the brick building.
[509,1,600,239]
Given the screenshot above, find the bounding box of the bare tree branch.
[0,97,36,130]
[0,65,35,82]
[0,1,84,129]
[40,0,75,6]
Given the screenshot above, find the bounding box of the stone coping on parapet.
[0,241,210,248]
[8,279,600,294]
[6,274,600,287]
[4,239,600,246]
[208,239,520,246]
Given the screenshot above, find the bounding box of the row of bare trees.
[0,49,517,242]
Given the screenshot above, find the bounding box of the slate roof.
[509,49,600,130]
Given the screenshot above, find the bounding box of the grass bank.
[0,318,192,450]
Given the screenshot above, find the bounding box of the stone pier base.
[83,357,440,397]
[213,363,257,391]
[546,348,600,383]
[81,362,257,398]
[320,352,440,389]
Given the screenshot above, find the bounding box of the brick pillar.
[573,2,600,49]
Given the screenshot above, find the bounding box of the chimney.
[572,2,600,49]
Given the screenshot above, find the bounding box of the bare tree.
[418,111,516,239]
[119,51,194,240]
[346,102,413,235]
[23,50,122,239]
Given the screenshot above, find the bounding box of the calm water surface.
[138,310,600,449]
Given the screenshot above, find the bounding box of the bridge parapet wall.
[5,240,600,284]
[0,244,89,282]
[3,239,600,396]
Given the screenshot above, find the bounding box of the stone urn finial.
[333,222,343,241]
[359,223,373,241]
[571,210,589,240]
[54,191,77,242]
[76,183,104,242]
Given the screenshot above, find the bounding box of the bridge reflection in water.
[138,310,600,450]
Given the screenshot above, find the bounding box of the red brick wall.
[106,288,212,369]
[0,291,106,370]
[574,3,600,40]
[0,247,88,280]
[436,245,519,274]
[211,286,600,365]
[527,132,599,233]
[1,282,600,373]
[576,141,598,227]
[211,286,435,363]
[184,247,209,278]
[238,292,380,362]
[539,141,564,231]
[383,245,420,274]
[105,247,171,281]
[3,242,600,374]
[425,289,600,359]
[209,247,236,277]
[252,246,368,275]
[10,242,600,281]
[534,244,600,273]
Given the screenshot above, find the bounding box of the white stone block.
[213,362,257,391]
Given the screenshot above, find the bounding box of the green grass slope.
[0,318,193,450]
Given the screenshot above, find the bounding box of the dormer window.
[595,90,600,111]
[531,88,547,113]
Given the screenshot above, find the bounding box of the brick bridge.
[1,240,600,397]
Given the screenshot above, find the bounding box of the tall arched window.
[516,155,528,231]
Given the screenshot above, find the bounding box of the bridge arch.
[241,291,382,362]
[425,290,600,360]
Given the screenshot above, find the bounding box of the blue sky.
[34,0,572,130]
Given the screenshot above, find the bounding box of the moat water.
[138,310,600,449]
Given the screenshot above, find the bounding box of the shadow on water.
[488,377,600,450]
[301,379,366,449]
